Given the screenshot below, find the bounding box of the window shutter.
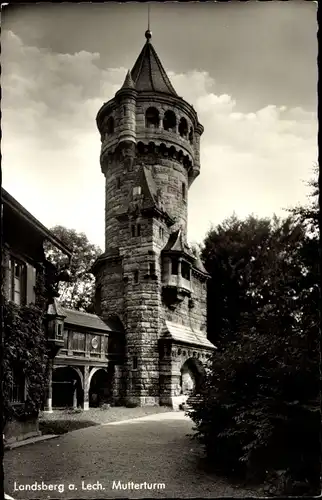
[26,263,36,304]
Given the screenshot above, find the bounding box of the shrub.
[2,301,48,428]
[187,327,320,495]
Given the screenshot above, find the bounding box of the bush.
[3,301,48,428]
[187,328,320,495]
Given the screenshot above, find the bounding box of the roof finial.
[145,3,152,41]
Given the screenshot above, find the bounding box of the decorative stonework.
[93,32,215,408]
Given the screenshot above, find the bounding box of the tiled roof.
[130,39,177,96]
[163,230,195,258]
[162,321,216,350]
[48,299,121,333]
[163,229,184,252]
[121,70,135,90]
[135,166,158,210]
[60,308,114,332]
[193,253,209,275]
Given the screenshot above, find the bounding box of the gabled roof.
[130,36,178,96]
[47,299,122,333]
[60,308,114,332]
[135,165,158,209]
[1,188,72,258]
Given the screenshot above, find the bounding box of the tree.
[44,226,102,312]
[202,214,306,346]
[188,211,320,495]
[288,164,319,236]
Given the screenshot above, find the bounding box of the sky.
[2,2,318,250]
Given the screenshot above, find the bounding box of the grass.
[39,405,173,435]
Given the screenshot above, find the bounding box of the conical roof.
[130,33,178,96]
[121,70,135,90]
[194,252,209,275]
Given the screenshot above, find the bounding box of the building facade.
[93,30,216,408]
[2,189,125,429]
[47,300,125,411]
[1,188,72,441]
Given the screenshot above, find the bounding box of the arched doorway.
[180,358,205,396]
[89,368,112,408]
[52,367,83,409]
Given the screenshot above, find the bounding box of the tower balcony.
[136,129,195,160]
[162,253,193,307]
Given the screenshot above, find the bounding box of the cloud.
[2,31,317,248]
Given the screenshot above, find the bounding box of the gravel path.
[4,412,261,499]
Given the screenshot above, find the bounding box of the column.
[83,365,89,411]
[44,359,53,413]
[72,381,77,410]
[177,258,182,288]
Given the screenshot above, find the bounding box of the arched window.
[178,117,188,138]
[107,116,114,134]
[163,110,176,131]
[189,127,194,144]
[159,143,167,156]
[137,142,145,155]
[145,107,160,128]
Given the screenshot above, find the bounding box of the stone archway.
[88,368,112,408]
[52,366,83,409]
[180,358,205,396]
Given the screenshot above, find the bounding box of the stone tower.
[93,30,215,408]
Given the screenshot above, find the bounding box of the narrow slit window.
[56,323,63,337]
[134,270,139,283]
[149,262,156,275]
[182,183,186,200]
[133,356,138,369]
[137,224,141,237]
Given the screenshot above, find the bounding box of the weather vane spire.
[145,3,152,41]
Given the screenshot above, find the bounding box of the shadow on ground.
[39,420,99,435]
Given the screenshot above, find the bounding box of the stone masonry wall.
[122,236,162,406]
[161,272,208,335]
[96,260,125,322]
[96,84,206,407]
